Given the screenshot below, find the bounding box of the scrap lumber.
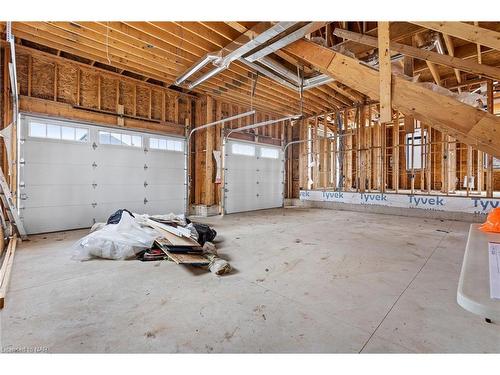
[0,235,18,309]
[163,249,209,265]
[149,222,200,247]
[154,237,203,253]
[157,230,200,247]
[333,28,500,81]
[146,218,192,238]
[283,39,500,158]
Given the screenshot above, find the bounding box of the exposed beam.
[474,22,483,65]
[442,33,462,84]
[411,22,500,52]
[284,39,500,158]
[333,28,500,81]
[378,22,392,122]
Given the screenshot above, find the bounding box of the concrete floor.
[1,208,499,353]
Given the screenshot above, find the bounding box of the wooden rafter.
[412,22,500,52]
[333,28,500,81]
[284,39,500,157]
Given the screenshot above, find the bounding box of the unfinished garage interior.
[1,16,500,356]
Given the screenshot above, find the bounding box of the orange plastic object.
[479,207,500,233]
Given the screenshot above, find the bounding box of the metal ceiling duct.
[302,75,334,90]
[239,59,299,91]
[174,54,219,86]
[245,22,327,62]
[218,22,298,67]
[184,22,300,90]
[176,21,333,92]
[249,56,334,91]
[258,56,301,83]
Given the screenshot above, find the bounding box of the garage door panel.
[21,184,93,208]
[21,205,96,234]
[145,199,185,215]
[94,166,145,184]
[145,171,185,185]
[94,147,145,167]
[225,194,259,213]
[21,163,93,185]
[93,202,147,223]
[257,160,282,172]
[146,150,184,166]
[20,115,186,233]
[96,184,146,203]
[21,141,93,164]
[225,169,256,184]
[226,154,258,170]
[225,140,282,214]
[146,184,185,200]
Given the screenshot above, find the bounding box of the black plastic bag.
[107,209,135,225]
[193,223,217,245]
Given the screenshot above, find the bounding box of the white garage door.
[19,115,186,234]
[224,140,283,214]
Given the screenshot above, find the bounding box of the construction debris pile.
[72,209,231,276]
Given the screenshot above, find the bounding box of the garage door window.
[260,147,279,159]
[99,131,142,148]
[29,121,88,142]
[149,137,184,152]
[232,143,255,156]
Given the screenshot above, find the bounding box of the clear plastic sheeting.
[418,82,487,109]
[72,211,158,260]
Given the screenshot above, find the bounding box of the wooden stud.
[392,113,400,192]
[486,80,494,197]
[53,64,58,101]
[378,22,392,123]
[205,96,215,206]
[97,74,101,109]
[284,39,500,157]
[27,54,32,96]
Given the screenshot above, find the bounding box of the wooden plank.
[152,227,200,247]
[392,113,400,192]
[486,80,494,197]
[163,249,209,265]
[333,28,500,81]
[205,96,215,206]
[284,39,500,158]
[378,22,392,123]
[0,236,18,310]
[412,22,500,52]
[313,118,319,188]
[442,34,463,84]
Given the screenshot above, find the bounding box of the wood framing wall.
[298,103,500,196]
[2,43,498,211]
[191,95,287,207]
[10,44,193,136]
[1,44,291,209]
